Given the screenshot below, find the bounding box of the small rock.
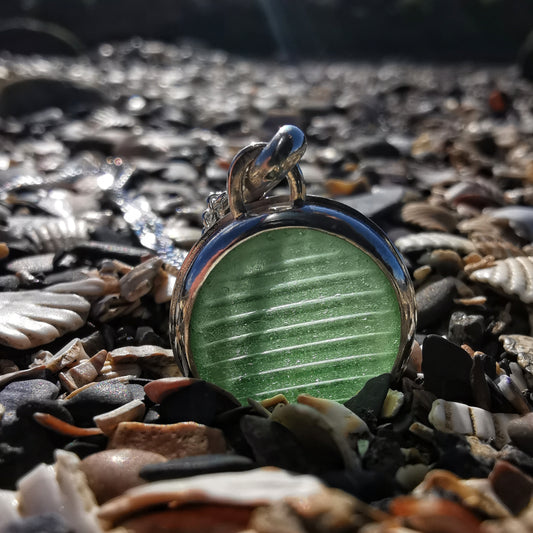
[447,311,485,348]
[488,460,533,515]
[508,413,533,456]
[139,453,255,482]
[344,373,391,419]
[80,448,166,504]
[107,421,226,459]
[64,381,134,424]
[416,278,457,329]
[422,335,474,404]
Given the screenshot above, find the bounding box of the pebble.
[488,460,533,515]
[64,381,134,424]
[107,421,227,459]
[507,413,533,456]
[80,449,166,504]
[416,277,458,329]
[139,453,255,482]
[421,334,474,404]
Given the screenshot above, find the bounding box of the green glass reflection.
[189,227,401,403]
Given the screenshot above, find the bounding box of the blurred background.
[1,0,533,65]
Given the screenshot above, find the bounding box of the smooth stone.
[158,381,237,425]
[470,355,492,411]
[80,448,166,504]
[498,444,533,478]
[64,381,134,424]
[320,468,396,503]
[351,137,401,159]
[416,277,457,329]
[338,185,406,219]
[422,335,473,404]
[508,413,533,456]
[139,453,255,482]
[4,513,69,533]
[434,432,492,479]
[0,380,59,413]
[447,311,485,349]
[344,373,391,419]
[107,421,226,459]
[488,460,533,515]
[16,399,74,426]
[240,415,309,473]
[63,440,105,460]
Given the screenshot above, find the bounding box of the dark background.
[1,0,533,62]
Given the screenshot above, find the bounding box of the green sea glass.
[189,227,401,403]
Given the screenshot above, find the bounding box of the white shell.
[93,399,146,436]
[381,389,404,419]
[47,278,109,298]
[470,256,533,303]
[0,291,90,349]
[98,468,325,524]
[120,257,163,302]
[395,232,476,254]
[0,490,19,529]
[428,399,518,448]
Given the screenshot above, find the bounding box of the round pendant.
[170,127,416,403]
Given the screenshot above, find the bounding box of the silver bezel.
[170,195,416,388]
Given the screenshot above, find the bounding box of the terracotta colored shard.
[107,421,226,459]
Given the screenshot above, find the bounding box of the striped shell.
[469,256,533,303]
[401,202,458,233]
[428,399,518,449]
[9,216,89,253]
[395,232,476,255]
[469,233,525,260]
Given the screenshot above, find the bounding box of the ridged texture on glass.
[189,228,401,402]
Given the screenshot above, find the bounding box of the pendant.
[170,126,416,403]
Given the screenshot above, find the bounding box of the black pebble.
[64,381,133,424]
[158,381,218,425]
[447,311,485,348]
[321,468,398,503]
[16,399,73,425]
[140,453,255,482]
[0,380,59,412]
[422,334,473,404]
[344,373,391,419]
[416,277,457,329]
[240,415,310,473]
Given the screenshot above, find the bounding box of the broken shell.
[0,489,19,528]
[413,469,511,519]
[152,268,177,304]
[33,413,104,437]
[297,394,369,436]
[468,233,525,260]
[271,402,360,470]
[8,216,89,253]
[120,257,163,302]
[46,277,110,298]
[31,338,89,373]
[494,375,531,415]
[470,256,533,303]
[98,468,326,525]
[395,232,476,255]
[0,290,90,349]
[59,349,108,392]
[428,399,518,448]
[93,399,146,436]
[381,389,405,418]
[108,345,181,378]
[389,495,482,532]
[401,202,458,233]
[144,377,198,404]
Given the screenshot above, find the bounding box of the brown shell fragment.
[469,256,533,303]
[468,233,525,260]
[401,202,458,233]
[33,412,104,437]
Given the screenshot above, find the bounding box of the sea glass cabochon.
[188,226,402,403]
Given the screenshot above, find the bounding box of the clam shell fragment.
[469,256,533,304]
[0,290,90,349]
[395,232,476,255]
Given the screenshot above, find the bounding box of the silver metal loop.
[228,145,306,219]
